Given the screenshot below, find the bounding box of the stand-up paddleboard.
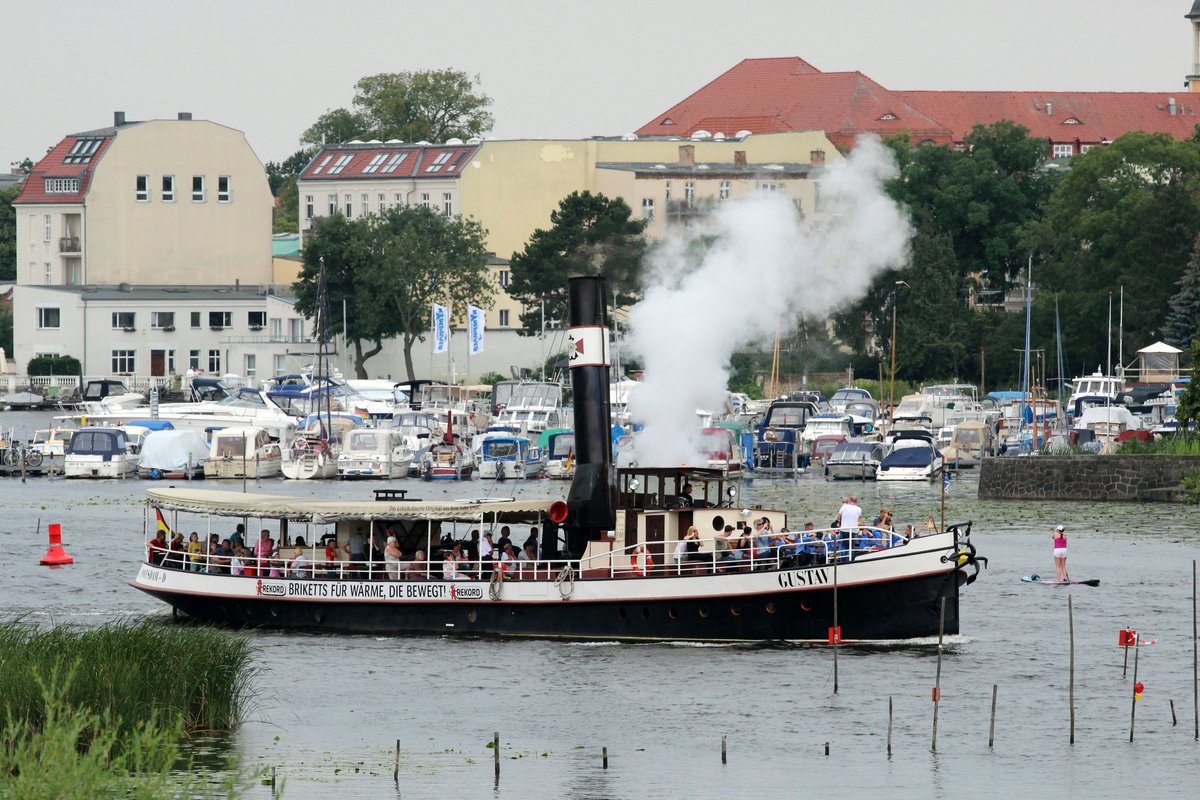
[1022,575,1100,587]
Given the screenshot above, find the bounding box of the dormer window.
[879,113,899,121]
[661,118,676,126]
[1062,118,1082,125]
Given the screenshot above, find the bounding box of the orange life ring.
[632,545,653,576]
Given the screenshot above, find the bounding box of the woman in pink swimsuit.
[1052,524,1068,583]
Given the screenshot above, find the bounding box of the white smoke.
[624,136,912,466]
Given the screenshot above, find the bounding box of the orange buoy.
[39,523,74,566]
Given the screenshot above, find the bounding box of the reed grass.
[0,619,255,739]
[1115,434,1200,456]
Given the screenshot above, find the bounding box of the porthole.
[641,607,650,620]
[800,601,812,612]
[467,609,477,623]
[765,602,777,615]
[618,608,627,620]
[730,605,741,617]
[698,607,709,618]
[712,515,725,531]
[668,607,679,620]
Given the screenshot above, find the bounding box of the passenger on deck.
[675,483,695,508]
[674,526,703,571]
[442,550,464,580]
[715,526,734,559]
[254,530,274,570]
[343,527,368,574]
[754,518,775,567]
[497,526,514,554]
[385,536,403,580]
[836,496,863,561]
[523,527,539,558]
[479,532,495,577]
[148,529,168,566]
[215,539,235,574]
[168,532,186,569]
[230,546,247,576]
[903,524,916,541]
[290,537,310,578]
[186,532,204,572]
[405,550,427,580]
[229,524,246,550]
[873,508,894,532]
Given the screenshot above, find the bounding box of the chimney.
[178,112,192,121]
[1169,97,1178,116]
[810,149,826,167]
[678,144,695,167]
[1046,102,1053,116]
[734,150,747,168]
[114,111,126,127]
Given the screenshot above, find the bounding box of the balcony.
[59,236,81,253]
[666,197,716,218]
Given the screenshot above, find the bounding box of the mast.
[1056,298,1066,431]
[1020,257,1032,439]
[316,256,332,438]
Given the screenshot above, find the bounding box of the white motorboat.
[64,427,142,478]
[338,428,413,479]
[826,441,890,480]
[137,429,208,479]
[203,426,283,479]
[877,431,943,481]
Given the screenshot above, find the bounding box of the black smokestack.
[564,276,615,556]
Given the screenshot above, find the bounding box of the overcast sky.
[4,0,1195,167]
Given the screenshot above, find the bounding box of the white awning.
[1137,341,1182,355]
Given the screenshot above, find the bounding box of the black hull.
[137,570,960,643]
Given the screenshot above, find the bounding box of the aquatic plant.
[0,619,255,739]
[1115,433,1200,456]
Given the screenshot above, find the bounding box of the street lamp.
[887,280,910,428]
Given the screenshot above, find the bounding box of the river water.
[2,410,1199,798]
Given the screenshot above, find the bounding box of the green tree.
[1161,234,1200,347]
[0,304,12,355]
[294,207,493,379]
[1024,132,1200,373]
[301,69,493,146]
[272,175,299,234]
[265,147,316,194]
[507,191,646,335]
[0,185,19,281]
[1177,338,1200,426]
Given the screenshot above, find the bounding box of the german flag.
[154,508,173,538]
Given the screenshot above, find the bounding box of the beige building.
[14,112,273,287]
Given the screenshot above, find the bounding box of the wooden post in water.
[1069,594,1076,744]
[887,696,893,756]
[833,557,839,694]
[824,741,830,756]
[721,735,727,764]
[393,739,400,783]
[932,596,946,752]
[1171,699,1178,727]
[988,684,998,748]
[602,746,608,769]
[494,731,500,780]
[1193,560,1198,742]
[1129,639,1140,742]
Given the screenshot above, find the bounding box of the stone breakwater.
[977,455,1200,502]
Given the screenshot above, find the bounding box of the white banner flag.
[467,305,485,355]
[432,303,450,354]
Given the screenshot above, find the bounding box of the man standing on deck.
[837,496,863,561]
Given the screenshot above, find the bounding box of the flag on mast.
[467,305,485,355]
[432,303,450,353]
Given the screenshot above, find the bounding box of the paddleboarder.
[1052,524,1068,583]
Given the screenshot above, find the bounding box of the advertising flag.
[467,305,485,355]
[432,303,450,353]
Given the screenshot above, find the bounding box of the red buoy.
[39,523,74,566]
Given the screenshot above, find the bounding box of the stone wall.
[977,455,1200,502]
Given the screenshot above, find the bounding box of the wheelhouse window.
[37,308,61,329]
[112,312,136,330]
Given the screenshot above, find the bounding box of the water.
[2,409,1199,798]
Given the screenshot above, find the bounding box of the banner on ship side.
[467,305,485,355]
[432,303,450,353]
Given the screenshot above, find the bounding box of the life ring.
[632,545,653,576]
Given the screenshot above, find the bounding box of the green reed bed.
[0,619,255,738]
[1116,433,1200,455]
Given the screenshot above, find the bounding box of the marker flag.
[467,305,485,355]
[432,303,450,353]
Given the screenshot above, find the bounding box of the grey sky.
[3,0,1193,167]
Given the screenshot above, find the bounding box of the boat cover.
[880,447,937,468]
[145,487,558,523]
[139,430,209,471]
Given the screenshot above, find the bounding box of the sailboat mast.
[1020,256,1032,434]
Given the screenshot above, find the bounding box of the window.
[361,193,369,217]
[190,311,201,329]
[162,175,175,202]
[719,181,730,201]
[664,181,672,203]
[326,194,336,215]
[248,311,266,328]
[641,198,655,220]
[1052,143,1074,158]
[208,311,231,328]
[111,350,136,374]
[305,195,314,219]
[112,311,136,330]
[244,354,257,379]
[499,310,510,327]
[499,269,510,288]
[43,177,80,194]
[289,318,305,341]
[273,354,287,374]
[344,194,352,217]
[426,152,453,173]
[208,350,221,373]
[44,263,51,285]
[363,153,387,174]
[328,154,353,175]
[218,176,231,202]
[151,311,175,329]
[759,181,780,193]
[63,137,102,165]
[269,318,283,341]
[312,155,333,175]
[136,175,149,202]
[380,153,409,173]
[443,192,453,217]
[189,349,201,370]
[684,181,695,206]
[814,182,822,212]
[66,261,81,285]
[394,192,403,206]
[192,175,205,202]
[44,214,51,243]
[37,308,61,329]
[166,350,176,373]
[378,193,386,212]
[1080,144,1096,153]
[420,193,430,208]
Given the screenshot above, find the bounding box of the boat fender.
[489,568,504,601]
[632,545,653,576]
[554,564,576,600]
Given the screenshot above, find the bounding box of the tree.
[507,191,646,335]
[1161,234,1200,348]
[1177,337,1200,426]
[293,207,492,379]
[300,70,493,147]
[0,304,12,356]
[265,147,316,194]
[0,185,18,282]
[272,176,298,234]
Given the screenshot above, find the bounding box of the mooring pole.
[988,684,998,748]
[833,557,839,694]
[1069,594,1076,744]
[494,731,500,780]
[1130,639,1141,742]
[1193,560,1198,742]
[393,739,399,783]
[887,695,893,756]
[721,735,727,765]
[932,596,946,752]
